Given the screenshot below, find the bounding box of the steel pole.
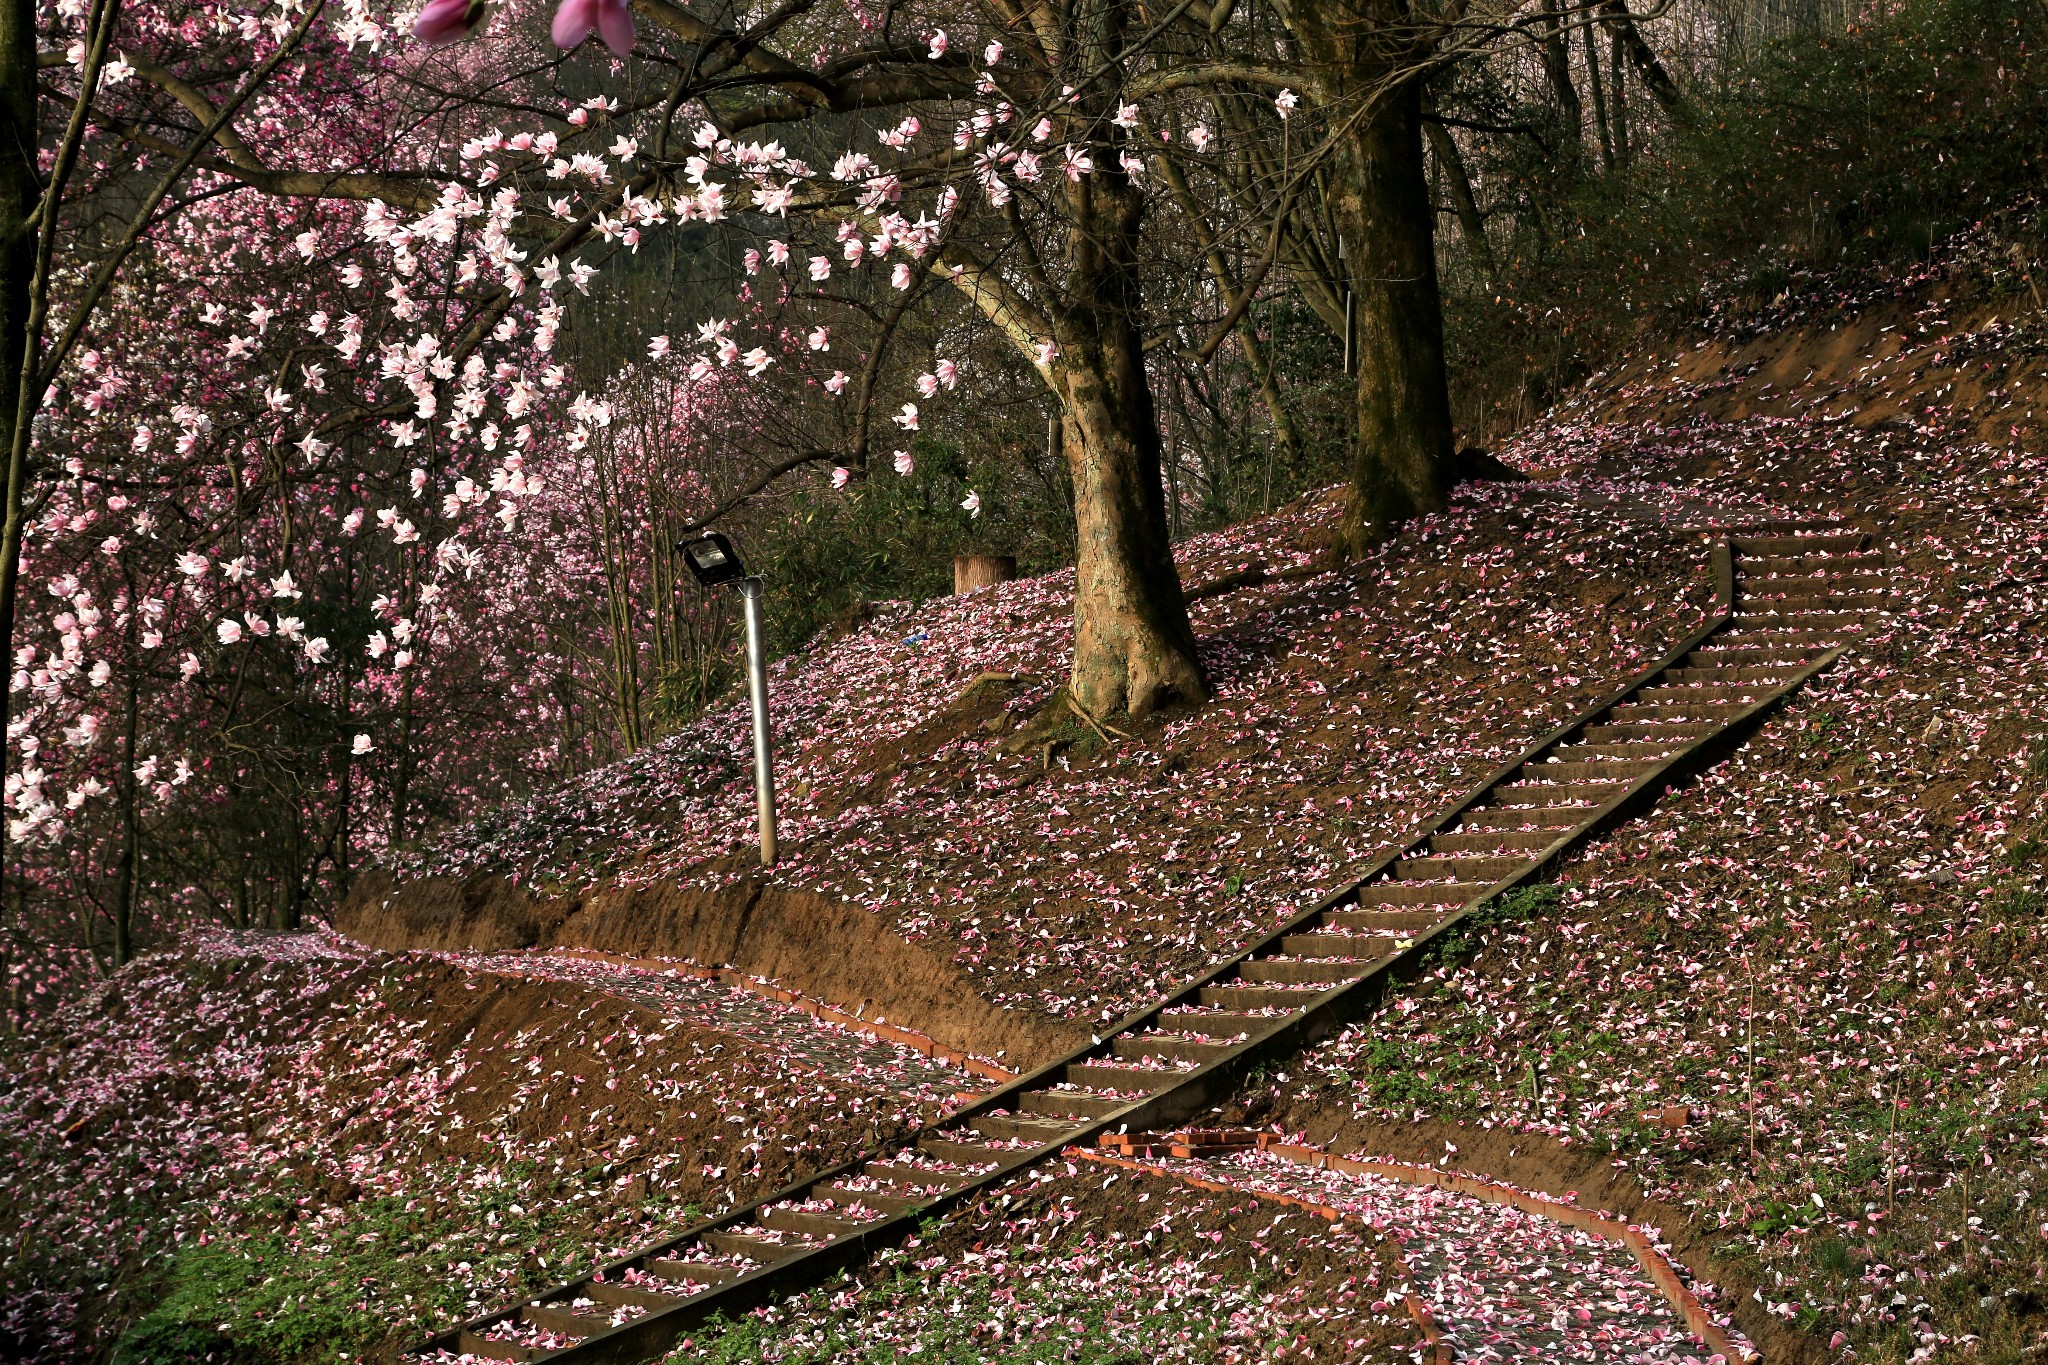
[739,577,777,865]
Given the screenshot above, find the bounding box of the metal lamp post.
[677,532,778,866]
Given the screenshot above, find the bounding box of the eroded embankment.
[337,871,1091,1073]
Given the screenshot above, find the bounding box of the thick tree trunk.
[1053,175,1207,721]
[1290,3,1457,556]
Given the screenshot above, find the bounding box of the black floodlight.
[678,532,747,586]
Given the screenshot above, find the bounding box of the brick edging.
[1071,1143,1756,1365]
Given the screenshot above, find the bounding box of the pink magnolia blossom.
[926,29,947,58]
[552,0,634,56]
[960,489,981,517]
[831,466,851,489]
[413,0,486,46]
[216,620,243,644]
[1276,89,1299,117]
[352,734,374,755]
[824,371,850,395]
[892,449,914,475]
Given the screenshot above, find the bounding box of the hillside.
[7,207,2048,1364]
[341,474,1766,1066]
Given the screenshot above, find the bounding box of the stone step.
[819,1183,924,1216]
[1455,804,1591,831]
[1394,854,1527,883]
[1324,906,1446,930]
[1631,682,1767,704]
[702,1229,809,1264]
[1154,1010,1275,1040]
[1066,1061,1181,1093]
[864,1161,979,1190]
[1738,588,1889,609]
[645,1258,743,1286]
[1199,981,1331,1011]
[1607,699,1753,722]
[1354,880,1488,906]
[1280,930,1403,957]
[759,1206,867,1239]
[521,1302,608,1339]
[1112,1033,1237,1065]
[1488,779,1628,805]
[1733,610,1874,630]
[1238,956,1371,986]
[1563,740,1686,760]
[585,1277,694,1309]
[1664,665,1802,684]
[1732,532,1869,554]
[1429,827,1560,855]
[459,1330,541,1361]
[1742,551,1884,575]
[1739,572,1890,593]
[1517,757,1664,783]
[1018,1087,1130,1121]
[916,1135,1011,1165]
[968,1113,1086,1144]
[1679,647,1817,669]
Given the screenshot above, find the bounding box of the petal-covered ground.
[387,477,1769,1029]
[658,1163,1421,1364]
[0,929,978,1360]
[1089,1148,1748,1364]
[1276,390,2048,1360]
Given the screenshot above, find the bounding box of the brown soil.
[335,872,1090,1072]
[3,943,968,1362]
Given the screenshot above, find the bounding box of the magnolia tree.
[0,0,1605,980]
[1,0,709,967]
[397,0,1330,723]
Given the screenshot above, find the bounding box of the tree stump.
[954,554,1016,594]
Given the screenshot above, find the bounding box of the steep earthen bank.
[335,871,1090,1072]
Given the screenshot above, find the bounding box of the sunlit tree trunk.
[1052,170,1207,721]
